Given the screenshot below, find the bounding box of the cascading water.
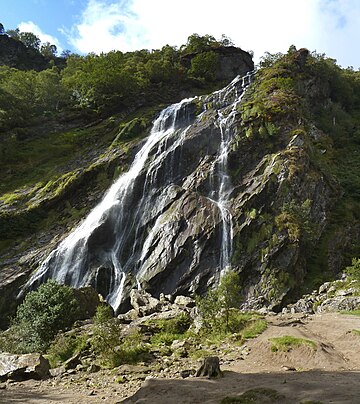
[24,72,253,312]
[208,72,253,273]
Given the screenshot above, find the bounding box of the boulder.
[174,295,196,308]
[0,353,50,381]
[129,289,161,317]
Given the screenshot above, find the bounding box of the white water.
[208,72,253,273]
[24,73,253,311]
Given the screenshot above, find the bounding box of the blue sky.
[1,0,359,68]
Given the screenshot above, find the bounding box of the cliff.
[0,46,359,326]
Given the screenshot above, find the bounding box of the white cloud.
[18,21,63,53]
[66,0,360,68]
[315,0,360,67]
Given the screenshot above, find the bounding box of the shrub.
[91,304,148,368]
[196,270,242,334]
[47,332,89,368]
[344,258,360,281]
[147,313,191,346]
[9,280,80,353]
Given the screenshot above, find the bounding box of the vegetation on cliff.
[1,34,360,325]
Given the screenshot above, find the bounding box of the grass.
[241,319,268,340]
[352,329,360,336]
[269,335,317,352]
[340,309,360,316]
[221,388,285,403]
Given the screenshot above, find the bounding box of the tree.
[0,23,5,35]
[196,270,242,333]
[219,34,234,47]
[6,28,20,39]
[11,280,80,353]
[345,258,360,281]
[40,42,57,58]
[60,49,72,59]
[188,51,219,81]
[19,32,40,50]
[182,33,218,54]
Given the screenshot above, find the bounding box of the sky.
[1,0,359,68]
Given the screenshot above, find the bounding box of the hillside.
[1,41,360,325]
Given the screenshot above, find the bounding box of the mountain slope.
[0,46,360,325]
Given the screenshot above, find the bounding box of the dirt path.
[1,313,359,403]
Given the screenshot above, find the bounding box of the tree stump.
[195,356,223,378]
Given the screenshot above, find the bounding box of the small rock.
[87,364,101,373]
[282,365,297,371]
[49,366,66,378]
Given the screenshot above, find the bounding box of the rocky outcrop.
[180,46,254,82]
[0,353,50,381]
[284,278,360,314]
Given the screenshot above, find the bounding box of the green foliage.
[196,270,242,333]
[341,309,360,316]
[269,335,317,352]
[276,199,315,243]
[91,305,148,368]
[344,258,360,281]
[8,280,80,353]
[18,32,41,50]
[47,332,88,368]
[182,33,219,54]
[147,313,191,346]
[188,51,219,81]
[241,319,268,339]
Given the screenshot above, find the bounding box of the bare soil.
[1,312,360,404]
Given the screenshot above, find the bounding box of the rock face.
[0,353,50,381]
[180,46,254,82]
[0,48,358,320]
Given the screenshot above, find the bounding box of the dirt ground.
[1,312,360,404]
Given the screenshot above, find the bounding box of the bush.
[345,258,360,281]
[9,280,80,353]
[91,305,148,368]
[147,313,191,346]
[47,332,89,368]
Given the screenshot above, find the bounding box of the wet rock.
[0,353,50,381]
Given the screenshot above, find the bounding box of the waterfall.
[208,72,253,273]
[23,72,253,312]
